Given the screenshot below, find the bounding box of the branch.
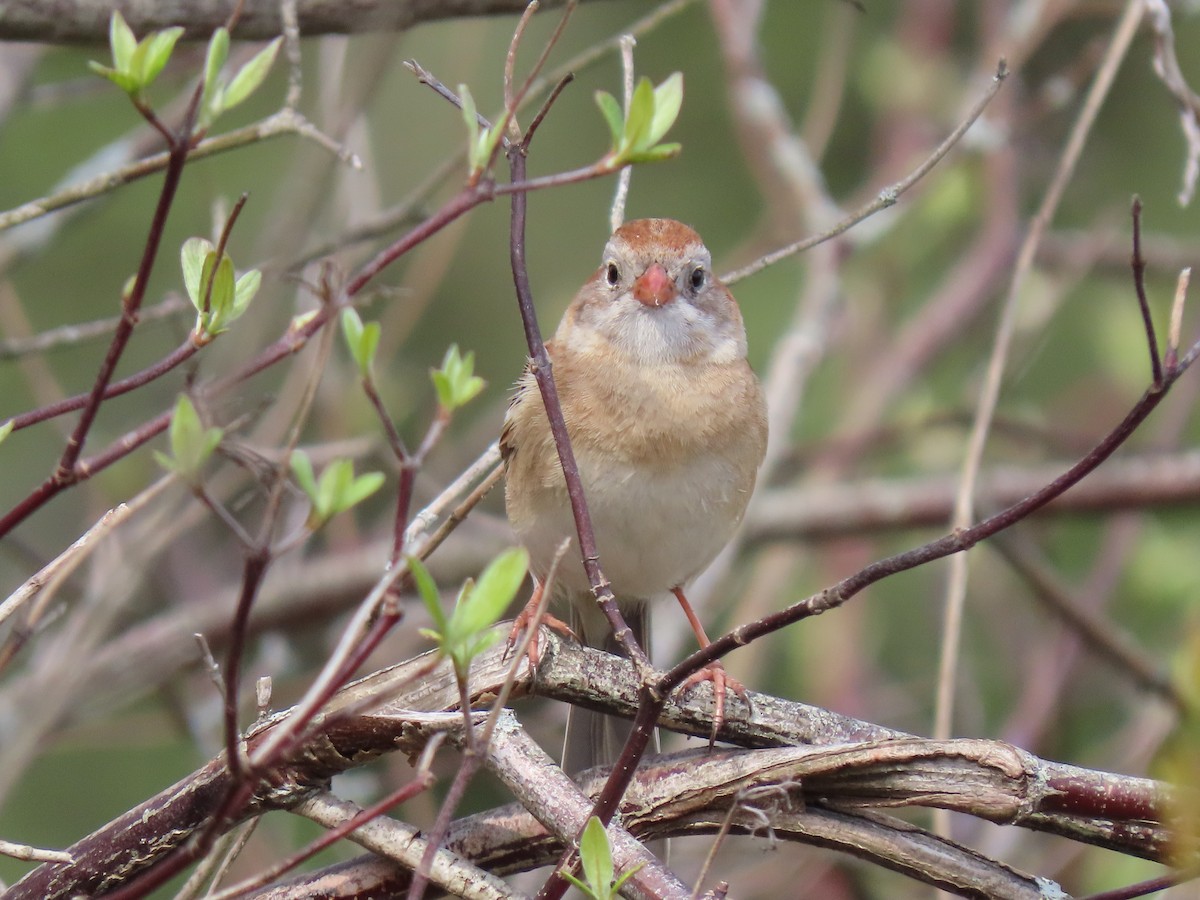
[8,633,1186,899]
[0,0,617,42]
[746,450,1200,541]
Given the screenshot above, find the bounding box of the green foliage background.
[1,1,1199,895]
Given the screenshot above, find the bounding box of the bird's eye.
[605,262,620,287]
[690,266,706,292]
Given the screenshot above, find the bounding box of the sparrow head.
[564,219,747,367]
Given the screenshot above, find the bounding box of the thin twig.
[1130,197,1164,386]
[721,59,1009,285]
[503,1,540,138]
[0,297,188,360]
[608,34,636,232]
[1080,868,1200,900]
[0,839,72,864]
[0,108,356,235]
[56,86,201,475]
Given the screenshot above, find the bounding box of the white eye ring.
[689,266,706,291]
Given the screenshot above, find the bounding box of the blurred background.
[1,0,1199,896]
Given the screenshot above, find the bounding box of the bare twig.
[607,34,636,232]
[0,839,72,864]
[0,296,188,360]
[721,59,1009,284]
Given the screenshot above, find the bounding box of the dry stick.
[221,308,339,787]
[931,0,1145,837]
[291,789,515,900]
[11,626,1187,899]
[172,821,257,900]
[1129,198,1164,386]
[503,0,542,134]
[748,449,1200,541]
[0,92,208,536]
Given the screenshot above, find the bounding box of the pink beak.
[631,263,676,307]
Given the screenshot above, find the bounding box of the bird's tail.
[562,598,650,775]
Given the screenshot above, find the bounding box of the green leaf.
[340,470,385,510]
[594,90,624,148]
[474,125,501,175]
[455,547,527,637]
[602,73,685,168]
[293,455,385,528]
[211,254,235,310]
[431,345,485,411]
[110,11,137,72]
[579,817,615,900]
[290,450,318,502]
[223,37,281,110]
[88,61,138,94]
[316,459,351,520]
[611,861,645,893]
[201,27,231,120]
[409,556,447,634]
[559,873,594,898]
[341,307,381,377]
[443,548,527,674]
[205,253,236,333]
[460,84,484,174]
[181,237,214,308]
[157,394,223,481]
[0,420,13,446]
[232,269,261,318]
[189,243,258,336]
[647,72,683,147]
[424,548,527,676]
[136,27,185,89]
[621,143,681,165]
[621,77,656,154]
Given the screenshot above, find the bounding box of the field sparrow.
[501,218,768,772]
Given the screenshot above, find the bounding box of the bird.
[501,218,768,773]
